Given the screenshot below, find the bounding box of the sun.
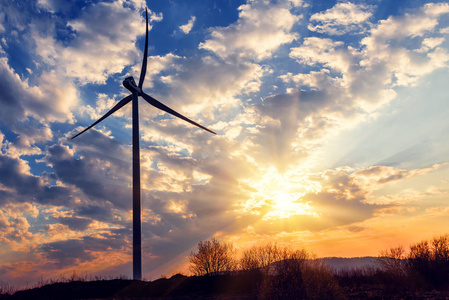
[241,167,319,221]
[273,191,302,212]
[263,191,313,220]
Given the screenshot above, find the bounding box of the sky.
[1,0,449,287]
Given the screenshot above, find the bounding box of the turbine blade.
[138,8,149,89]
[141,92,216,135]
[71,95,132,139]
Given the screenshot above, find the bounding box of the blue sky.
[1,0,449,287]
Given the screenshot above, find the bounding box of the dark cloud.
[46,140,131,210]
[76,204,115,223]
[41,233,126,267]
[0,60,31,126]
[0,154,71,206]
[0,154,41,195]
[0,58,77,127]
[56,216,92,231]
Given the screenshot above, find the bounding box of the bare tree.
[379,245,408,277]
[240,242,282,274]
[379,234,449,289]
[189,238,236,276]
[407,235,449,288]
[274,248,310,278]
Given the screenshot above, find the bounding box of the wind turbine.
[71,8,216,280]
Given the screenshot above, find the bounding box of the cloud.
[232,162,447,239]
[1,122,53,158]
[0,207,33,245]
[36,0,72,13]
[62,3,141,84]
[179,16,196,34]
[47,138,131,211]
[137,53,265,121]
[199,0,301,60]
[354,163,447,188]
[290,37,354,75]
[0,58,78,126]
[56,216,93,231]
[41,234,126,267]
[0,152,74,207]
[308,2,374,35]
[33,0,162,85]
[354,4,449,99]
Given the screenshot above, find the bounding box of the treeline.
[189,238,342,299]
[379,234,449,289]
[2,235,449,299]
[188,235,449,298]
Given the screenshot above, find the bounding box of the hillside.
[321,256,381,271]
[2,256,449,299]
[3,272,449,300]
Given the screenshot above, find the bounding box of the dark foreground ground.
[2,272,449,300]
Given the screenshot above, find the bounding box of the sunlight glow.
[263,191,314,220]
[241,167,320,220]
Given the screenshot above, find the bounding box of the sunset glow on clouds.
[1,0,449,287]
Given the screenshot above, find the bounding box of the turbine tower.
[71,8,216,280]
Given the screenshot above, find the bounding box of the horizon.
[1,0,449,289]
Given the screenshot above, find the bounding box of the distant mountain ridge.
[321,256,381,271]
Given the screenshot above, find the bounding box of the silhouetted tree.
[189,238,236,276]
[257,246,343,299]
[380,234,449,289]
[407,235,449,288]
[240,242,281,274]
[379,245,408,277]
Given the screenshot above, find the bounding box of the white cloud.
[199,0,301,60]
[422,37,445,49]
[246,2,449,173]
[0,57,78,126]
[33,1,162,85]
[364,3,449,50]
[422,2,449,16]
[0,12,5,32]
[308,2,374,35]
[37,0,71,13]
[137,54,266,122]
[62,3,145,84]
[179,16,196,34]
[359,4,449,89]
[290,37,353,74]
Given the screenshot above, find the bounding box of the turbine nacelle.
[123,76,142,94]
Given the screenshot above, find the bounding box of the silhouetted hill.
[3,256,449,299]
[4,270,449,300]
[5,273,262,300]
[321,256,381,271]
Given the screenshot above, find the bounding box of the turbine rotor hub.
[123,76,142,94]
